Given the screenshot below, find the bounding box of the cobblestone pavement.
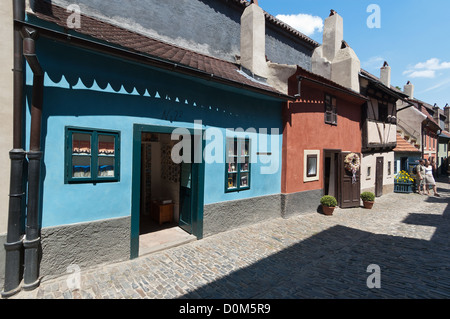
[6,179,450,299]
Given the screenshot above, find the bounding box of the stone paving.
[5,179,450,299]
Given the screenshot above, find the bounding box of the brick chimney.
[240,1,266,77]
[404,81,414,99]
[380,61,391,87]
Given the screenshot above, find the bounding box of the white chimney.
[312,10,360,92]
[404,81,414,99]
[380,61,391,87]
[240,2,267,77]
[331,41,361,93]
[322,10,344,62]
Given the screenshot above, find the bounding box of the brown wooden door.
[340,152,361,208]
[375,157,384,197]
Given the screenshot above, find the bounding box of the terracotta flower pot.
[363,201,374,209]
[322,205,335,216]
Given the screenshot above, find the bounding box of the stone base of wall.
[40,216,131,281]
[203,194,281,238]
[281,189,323,218]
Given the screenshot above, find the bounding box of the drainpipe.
[22,26,44,291]
[2,0,26,298]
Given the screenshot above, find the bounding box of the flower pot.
[363,201,374,209]
[322,205,335,216]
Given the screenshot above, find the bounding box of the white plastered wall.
[0,2,13,234]
[361,152,395,193]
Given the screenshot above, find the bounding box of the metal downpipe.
[2,0,26,298]
[22,26,44,291]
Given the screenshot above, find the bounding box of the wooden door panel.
[340,152,361,208]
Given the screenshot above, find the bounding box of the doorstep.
[139,227,197,257]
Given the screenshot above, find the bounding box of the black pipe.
[21,26,44,291]
[2,0,26,298]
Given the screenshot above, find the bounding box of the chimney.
[404,81,414,99]
[240,1,267,77]
[380,61,391,87]
[322,10,344,62]
[331,40,361,92]
[444,104,450,131]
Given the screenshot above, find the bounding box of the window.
[65,127,120,183]
[378,101,389,122]
[306,155,318,177]
[388,161,392,175]
[324,94,337,125]
[226,138,250,192]
[367,166,372,178]
[304,150,320,182]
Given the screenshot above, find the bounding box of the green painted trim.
[130,123,205,259]
[64,126,120,184]
[225,138,251,193]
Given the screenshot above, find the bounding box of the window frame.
[324,94,337,125]
[304,150,320,183]
[225,137,251,193]
[306,154,318,178]
[65,126,120,184]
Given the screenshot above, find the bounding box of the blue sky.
[258,0,450,107]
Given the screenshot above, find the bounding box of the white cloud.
[418,77,450,94]
[275,13,323,36]
[414,58,450,71]
[403,70,436,79]
[403,58,450,79]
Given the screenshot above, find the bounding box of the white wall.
[361,151,395,192]
[0,2,13,234]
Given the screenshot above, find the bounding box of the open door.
[178,133,204,236]
[375,157,384,197]
[179,160,193,234]
[340,152,361,208]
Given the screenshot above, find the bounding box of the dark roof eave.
[359,71,408,101]
[16,19,295,102]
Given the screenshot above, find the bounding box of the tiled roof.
[28,0,286,97]
[419,104,442,131]
[296,66,368,101]
[394,134,421,153]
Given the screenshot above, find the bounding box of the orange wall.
[282,84,363,194]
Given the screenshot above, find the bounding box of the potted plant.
[360,191,375,209]
[320,195,337,216]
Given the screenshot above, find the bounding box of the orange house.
[281,67,367,216]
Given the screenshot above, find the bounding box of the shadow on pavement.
[180,191,450,299]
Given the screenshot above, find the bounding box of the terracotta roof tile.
[394,134,421,153]
[28,0,283,96]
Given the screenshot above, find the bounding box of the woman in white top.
[424,159,441,197]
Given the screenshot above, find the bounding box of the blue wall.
[27,38,284,228]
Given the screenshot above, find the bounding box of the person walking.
[424,159,441,197]
[417,160,426,195]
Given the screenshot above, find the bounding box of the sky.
[257,0,450,108]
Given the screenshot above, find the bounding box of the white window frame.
[304,150,320,182]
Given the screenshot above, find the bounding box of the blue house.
[0,0,304,290]
[1,0,324,295]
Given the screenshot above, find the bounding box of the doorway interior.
[138,132,196,256]
[324,150,340,204]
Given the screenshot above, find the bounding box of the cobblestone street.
[6,179,450,300]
